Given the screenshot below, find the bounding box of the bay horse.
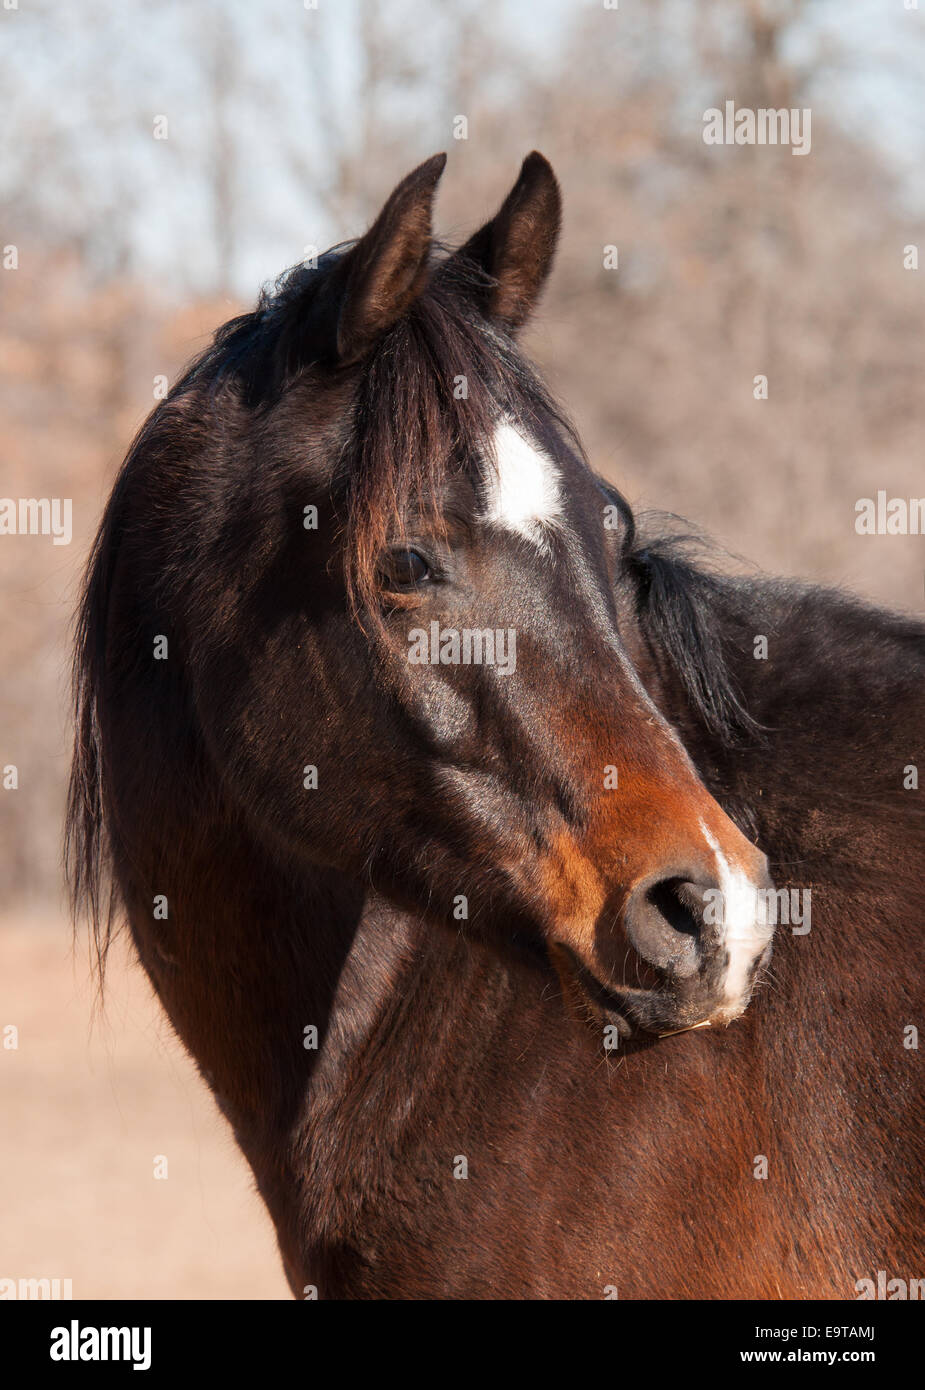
[67,153,923,1298]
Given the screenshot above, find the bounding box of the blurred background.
[1,0,923,1298]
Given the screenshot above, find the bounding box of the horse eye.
[380,548,431,590]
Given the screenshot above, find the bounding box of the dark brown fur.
[67,156,924,1298]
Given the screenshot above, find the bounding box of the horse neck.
[133,811,539,1164]
[639,575,924,968]
[106,644,571,1245]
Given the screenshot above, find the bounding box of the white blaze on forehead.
[699,820,773,1006]
[481,422,562,543]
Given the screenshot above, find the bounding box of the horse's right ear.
[326,153,446,366]
[451,152,561,333]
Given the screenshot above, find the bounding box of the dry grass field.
[0,915,289,1299]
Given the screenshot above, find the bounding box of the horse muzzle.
[557,857,776,1037]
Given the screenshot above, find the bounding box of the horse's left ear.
[332,152,447,365]
[452,152,561,333]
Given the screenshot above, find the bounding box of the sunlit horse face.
[175,153,772,1034]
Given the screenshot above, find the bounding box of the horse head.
[71,153,773,1040]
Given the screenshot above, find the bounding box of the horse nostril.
[622,872,718,976]
[646,878,705,938]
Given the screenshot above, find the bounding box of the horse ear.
[453,152,561,333]
[332,153,447,365]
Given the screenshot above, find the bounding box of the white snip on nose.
[699,820,773,1005]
